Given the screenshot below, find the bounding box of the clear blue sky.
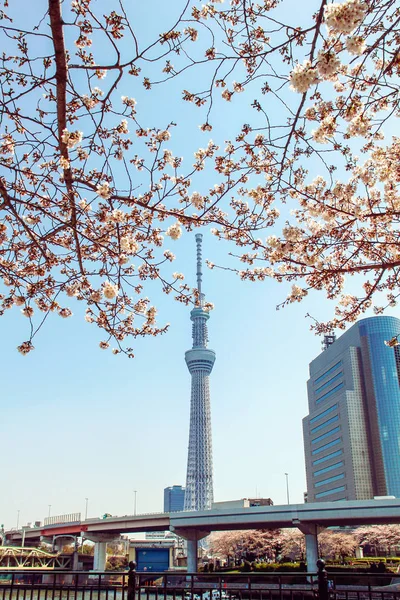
[1,230,324,529]
[1,0,396,531]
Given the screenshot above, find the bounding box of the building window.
[394,346,400,385]
[312,438,341,455]
[316,382,344,404]
[315,485,346,499]
[315,473,345,487]
[311,415,339,434]
[315,361,342,385]
[315,372,343,394]
[312,449,343,465]
[310,404,338,424]
[312,426,341,444]
[313,461,344,477]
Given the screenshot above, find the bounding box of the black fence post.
[317,559,329,600]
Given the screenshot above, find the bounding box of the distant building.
[212,499,249,510]
[303,316,400,502]
[248,498,273,507]
[164,485,185,512]
[212,498,273,510]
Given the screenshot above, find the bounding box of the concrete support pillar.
[305,532,319,572]
[84,532,120,572]
[53,535,76,553]
[187,538,198,573]
[295,523,323,576]
[171,528,210,573]
[93,542,107,571]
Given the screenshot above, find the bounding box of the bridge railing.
[0,570,399,600]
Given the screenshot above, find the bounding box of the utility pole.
[285,473,290,505]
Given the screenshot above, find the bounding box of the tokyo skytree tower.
[184,234,216,511]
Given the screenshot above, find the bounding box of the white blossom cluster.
[316,50,341,80]
[282,225,303,242]
[312,116,337,144]
[96,182,112,199]
[109,209,125,223]
[116,119,129,134]
[166,222,182,240]
[121,96,137,108]
[163,250,176,261]
[103,281,119,300]
[287,284,308,303]
[289,60,319,93]
[120,235,139,254]
[0,133,15,155]
[61,129,83,149]
[346,35,366,55]
[190,191,205,210]
[347,113,371,136]
[324,0,368,35]
[60,156,70,170]
[17,341,34,355]
[385,337,400,348]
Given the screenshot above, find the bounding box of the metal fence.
[0,570,399,600]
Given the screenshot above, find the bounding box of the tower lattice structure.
[184,234,216,511]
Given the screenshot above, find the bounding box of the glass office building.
[163,485,186,512]
[303,316,400,502]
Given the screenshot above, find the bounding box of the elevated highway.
[5,498,400,571]
[170,497,400,530]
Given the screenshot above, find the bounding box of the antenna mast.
[195,233,203,298]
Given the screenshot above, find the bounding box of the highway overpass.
[5,498,400,571]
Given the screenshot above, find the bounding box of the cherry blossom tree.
[209,531,246,563]
[0,0,399,355]
[355,525,400,556]
[318,529,358,562]
[209,529,282,562]
[280,528,306,560]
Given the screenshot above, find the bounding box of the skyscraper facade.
[303,316,400,502]
[163,485,186,512]
[184,234,216,511]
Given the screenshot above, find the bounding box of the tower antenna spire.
[195,233,203,297]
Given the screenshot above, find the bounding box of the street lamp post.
[16,510,20,530]
[133,490,137,516]
[285,473,290,505]
[48,505,51,518]
[85,498,89,520]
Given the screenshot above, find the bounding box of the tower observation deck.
[184,234,216,511]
